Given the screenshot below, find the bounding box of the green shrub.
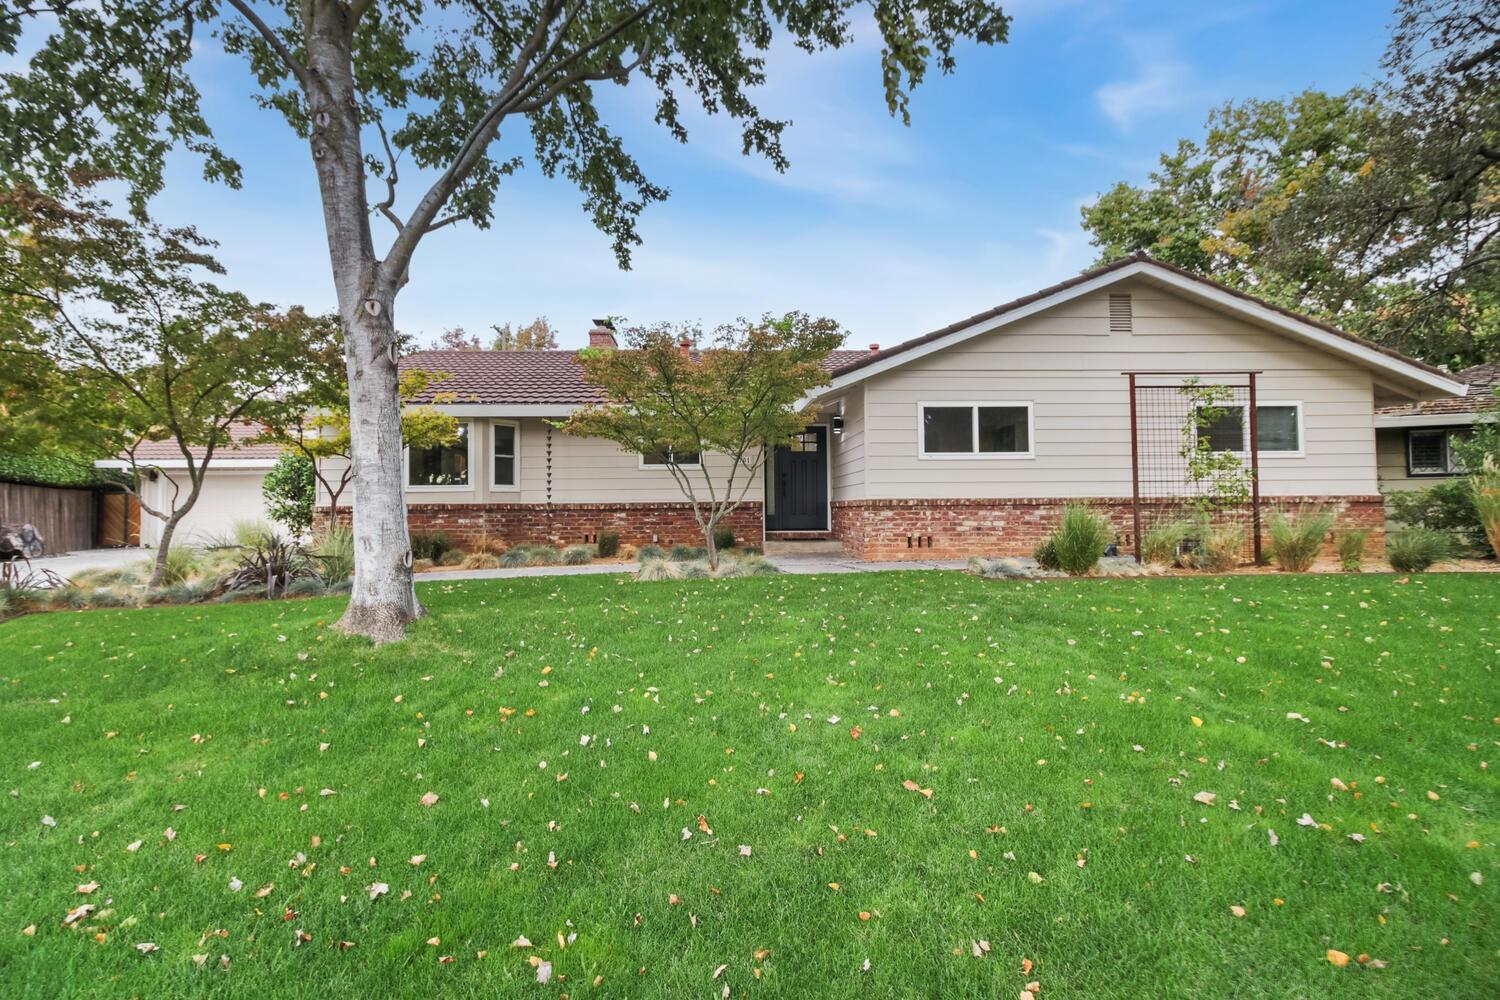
[461,551,502,570]
[1336,530,1368,573]
[1267,506,1334,572]
[1387,527,1452,572]
[438,548,466,566]
[1141,517,1195,565]
[409,531,455,561]
[713,527,737,551]
[596,530,620,558]
[311,528,355,583]
[527,545,562,566]
[1194,522,1247,573]
[1032,538,1061,571]
[562,544,594,565]
[670,545,707,561]
[261,453,315,537]
[635,543,666,562]
[0,450,126,489]
[1386,479,1486,553]
[1047,503,1111,576]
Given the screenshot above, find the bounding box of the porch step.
[762,539,847,556]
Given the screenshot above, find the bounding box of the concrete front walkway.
[415,553,967,582]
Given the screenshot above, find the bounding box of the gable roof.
[400,348,873,407]
[815,253,1466,401]
[96,422,282,470]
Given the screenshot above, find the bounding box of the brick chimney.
[588,318,617,349]
[678,336,692,359]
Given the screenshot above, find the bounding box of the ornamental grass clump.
[561,544,594,565]
[1194,522,1247,573]
[1472,458,1500,559]
[1387,527,1452,572]
[1047,503,1111,576]
[1336,530,1368,573]
[1267,506,1334,572]
[1140,517,1195,565]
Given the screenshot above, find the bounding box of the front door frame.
[765,422,831,533]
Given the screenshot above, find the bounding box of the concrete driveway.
[24,547,146,582]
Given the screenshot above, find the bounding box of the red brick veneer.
[316,502,764,551]
[830,496,1386,561]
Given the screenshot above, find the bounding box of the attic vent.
[1108,294,1133,332]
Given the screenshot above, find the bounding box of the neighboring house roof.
[96,422,282,470]
[400,254,1466,410]
[1374,362,1499,426]
[399,347,874,406]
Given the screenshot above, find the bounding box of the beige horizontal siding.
[830,386,866,501]
[318,416,761,508]
[859,278,1379,499]
[1375,426,1466,492]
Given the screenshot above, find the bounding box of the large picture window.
[918,403,1033,458]
[407,421,470,488]
[493,421,519,489]
[1195,402,1302,456]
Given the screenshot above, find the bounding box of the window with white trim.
[492,421,519,489]
[1194,402,1303,455]
[1407,428,1465,476]
[407,421,470,487]
[919,403,1032,457]
[640,448,701,469]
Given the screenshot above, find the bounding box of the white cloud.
[1095,60,1192,130]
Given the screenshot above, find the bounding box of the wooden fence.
[0,482,99,554]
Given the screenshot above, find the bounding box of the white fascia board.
[95,458,277,470]
[1373,411,1480,429]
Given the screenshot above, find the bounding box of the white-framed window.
[406,420,472,489]
[492,420,520,490]
[917,402,1033,459]
[1194,401,1303,457]
[1407,428,1465,476]
[639,447,702,469]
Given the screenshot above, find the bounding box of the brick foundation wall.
[315,502,764,551]
[830,496,1386,562]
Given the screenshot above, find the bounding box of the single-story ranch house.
[317,254,1468,560]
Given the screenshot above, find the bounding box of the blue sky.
[151,0,1395,350]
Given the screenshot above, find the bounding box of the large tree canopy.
[0,0,1011,642]
[1081,0,1499,367]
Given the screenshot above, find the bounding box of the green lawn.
[1,571,1496,998]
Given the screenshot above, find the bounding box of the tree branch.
[224,0,314,93]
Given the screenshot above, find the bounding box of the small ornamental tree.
[0,183,333,586]
[561,314,844,570]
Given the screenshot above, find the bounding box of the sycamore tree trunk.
[305,8,420,642]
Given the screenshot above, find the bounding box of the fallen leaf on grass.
[77,882,98,895]
[135,942,158,956]
[366,882,389,901]
[1229,905,1246,918]
[1192,791,1217,806]
[1326,949,1351,968]
[63,904,94,926]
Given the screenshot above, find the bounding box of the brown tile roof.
[400,348,880,405]
[129,422,283,462]
[825,252,1456,383]
[1376,362,1498,418]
